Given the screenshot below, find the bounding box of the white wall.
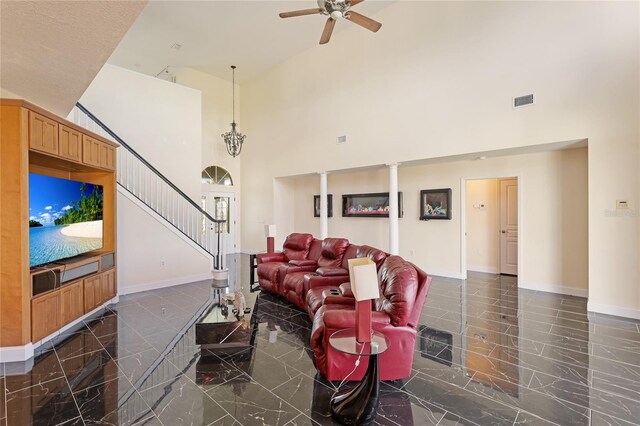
[78,64,202,200]
[174,67,242,251]
[77,64,210,291]
[117,194,211,293]
[290,149,588,296]
[241,1,639,317]
[466,179,500,274]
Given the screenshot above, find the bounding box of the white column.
[388,163,399,255]
[320,172,328,239]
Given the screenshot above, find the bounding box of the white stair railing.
[70,103,226,268]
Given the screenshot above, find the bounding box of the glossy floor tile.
[3,256,640,425]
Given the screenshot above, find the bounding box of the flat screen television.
[29,173,104,268]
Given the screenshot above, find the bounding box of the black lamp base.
[330,353,380,425]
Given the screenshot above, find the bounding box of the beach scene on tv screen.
[29,174,103,267]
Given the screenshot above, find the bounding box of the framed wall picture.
[342,192,403,218]
[313,194,333,217]
[420,188,452,220]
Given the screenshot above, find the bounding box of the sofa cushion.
[305,286,334,318]
[375,256,418,327]
[283,233,314,260]
[317,238,350,268]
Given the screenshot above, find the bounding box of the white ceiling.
[108,0,393,83]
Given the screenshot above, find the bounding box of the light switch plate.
[616,200,629,210]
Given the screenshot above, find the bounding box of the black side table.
[328,329,390,425]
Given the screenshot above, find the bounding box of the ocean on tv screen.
[29,173,103,267]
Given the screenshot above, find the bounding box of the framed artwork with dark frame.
[420,188,452,220]
[342,192,403,218]
[313,194,333,217]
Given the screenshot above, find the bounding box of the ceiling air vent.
[513,94,534,108]
[337,135,347,144]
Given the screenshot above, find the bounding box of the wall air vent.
[513,94,534,108]
[337,135,347,144]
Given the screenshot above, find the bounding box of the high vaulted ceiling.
[0,0,147,115]
[108,0,393,83]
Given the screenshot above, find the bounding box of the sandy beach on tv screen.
[60,220,103,238]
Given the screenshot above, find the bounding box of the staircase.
[70,103,225,269]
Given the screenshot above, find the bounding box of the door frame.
[460,174,522,280]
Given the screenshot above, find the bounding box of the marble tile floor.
[2,258,640,425]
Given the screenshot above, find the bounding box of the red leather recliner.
[305,245,388,318]
[310,256,432,381]
[256,233,314,295]
[282,238,350,309]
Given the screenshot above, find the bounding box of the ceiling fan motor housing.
[318,0,350,17]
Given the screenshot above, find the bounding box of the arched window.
[201,166,233,186]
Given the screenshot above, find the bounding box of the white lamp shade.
[265,224,276,238]
[348,258,380,301]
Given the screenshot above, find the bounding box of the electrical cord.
[331,331,373,399]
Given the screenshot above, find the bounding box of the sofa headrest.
[283,233,314,260]
[356,245,387,269]
[375,256,418,327]
[307,239,323,261]
[340,245,359,269]
[317,238,350,268]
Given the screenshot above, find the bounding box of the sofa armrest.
[322,289,355,306]
[323,309,391,330]
[316,267,349,277]
[304,274,350,294]
[257,252,286,264]
[289,259,317,267]
[338,283,353,297]
[282,264,317,275]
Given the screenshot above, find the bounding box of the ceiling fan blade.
[279,8,322,18]
[319,18,336,45]
[350,0,365,6]
[345,10,382,32]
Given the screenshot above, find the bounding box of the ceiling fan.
[279,0,382,45]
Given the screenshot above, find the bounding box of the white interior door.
[203,192,236,255]
[499,179,518,275]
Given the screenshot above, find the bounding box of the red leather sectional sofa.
[256,233,432,381]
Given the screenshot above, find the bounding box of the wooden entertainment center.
[1,99,118,354]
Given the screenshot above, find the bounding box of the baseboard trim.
[467,265,499,274]
[519,281,588,298]
[119,272,213,296]
[0,295,118,363]
[588,302,640,320]
[425,269,466,280]
[0,343,34,364]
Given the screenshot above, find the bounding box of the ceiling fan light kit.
[221,65,245,158]
[279,0,382,45]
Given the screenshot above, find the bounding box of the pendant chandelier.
[222,65,246,158]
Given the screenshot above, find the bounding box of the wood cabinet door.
[84,275,101,313]
[99,143,116,170]
[29,112,58,155]
[31,291,61,341]
[101,269,116,302]
[58,125,82,162]
[61,281,84,326]
[82,135,101,167]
